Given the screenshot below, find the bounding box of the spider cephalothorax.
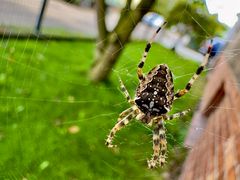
[105,22,212,168]
[135,64,174,117]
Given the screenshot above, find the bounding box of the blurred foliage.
[62,0,226,48]
[0,39,205,179]
[152,0,226,48]
[152,0,178,17]
[166,0,226,47]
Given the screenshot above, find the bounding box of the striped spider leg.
[174,40,213,99]
[116,77,135,122]
[105,110,137,148]
[147,118,166,168]
[137,21,167,81]
[118,77,135,105]
[146,109,190,168]
[105,77,138,147]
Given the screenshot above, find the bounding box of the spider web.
[0,0,238,179]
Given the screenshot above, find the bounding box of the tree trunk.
[95,0,108,64]
[90,37,123,82]
[90,0,156,82]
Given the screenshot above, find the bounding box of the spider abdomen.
[135,64,174,116]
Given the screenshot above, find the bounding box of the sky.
[206,0,240,27]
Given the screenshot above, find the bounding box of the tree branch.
[96,0,108,51]
[115,0,132,31]
[90,0,156,82]
[124,0,132,11]
[112,0,156,44]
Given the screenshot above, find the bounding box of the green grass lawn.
[0,39,205,179]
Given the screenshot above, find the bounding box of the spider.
[105,21,212,168]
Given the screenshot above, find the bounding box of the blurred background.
[0,0,238,179]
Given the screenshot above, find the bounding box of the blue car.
[199,37,225,57]
[142,12,165,28]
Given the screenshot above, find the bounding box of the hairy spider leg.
[158,120,167,167]
[147,109,191,125]
[174,41,213,99]
[148,121,161,168]
[119,77,134,105]
[148,119,167,168]
[137,22,167,81]
[147,109,190,167]
[106,111,137,148]
[163,109,191,121]
[117,107,134,122]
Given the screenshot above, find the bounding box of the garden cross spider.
[105,22,212,168]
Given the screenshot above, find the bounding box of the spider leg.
[147,109,190,168]
[119,77,134,105]
[105,111,136,148]
[158,120,167,167]
[163,109,191,121]
[174,41,213,99]
[137,22,167,81]
[117,106,138,122]
[148,109,191,125]
[148,119,167,168]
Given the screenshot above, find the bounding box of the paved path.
[0,0,97,37]
[0,0,204,61]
